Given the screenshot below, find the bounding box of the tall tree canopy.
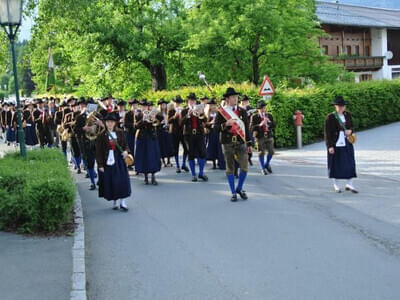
[22,0,345,97]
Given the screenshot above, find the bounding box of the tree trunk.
[252,54,259,86]
[149,64,167,91]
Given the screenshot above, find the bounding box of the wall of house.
[371,28,391,80]
[319,25,371,56]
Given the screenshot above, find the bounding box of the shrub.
[0,149,76,234]
[141,79,400,148]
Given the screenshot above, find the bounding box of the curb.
[70,189,87,300]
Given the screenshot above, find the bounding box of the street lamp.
[0,0,26,157]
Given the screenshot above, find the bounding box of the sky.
[332,0,400,9]
[19,15,33,41]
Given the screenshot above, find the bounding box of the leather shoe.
[176,168,181,173]
[120,205,129,212]
[345,186,359,193]
[151,177,158,185]
[231,194,238,202]
[192,176,198,182]
[85,173,89,178]
[261,169,268,175]
[89,184,96,190]
[198,174,208,182]
[236,190,248,200]
[265,165,272,173]
[182,166,189,172]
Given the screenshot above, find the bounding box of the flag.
[45,48,56,92]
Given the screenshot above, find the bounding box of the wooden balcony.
[330,56,385,72]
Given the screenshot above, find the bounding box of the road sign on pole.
[258,76,275,96]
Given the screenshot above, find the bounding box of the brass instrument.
[143,108,159,126]
[125,154,134,166]
[192,104,205,119]
[61,112,74,142]
[85,111,105,141]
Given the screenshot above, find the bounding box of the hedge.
[141,79,400,147]
[0,149,76,234]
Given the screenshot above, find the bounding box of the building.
[316,1,400,81]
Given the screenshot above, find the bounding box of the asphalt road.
[77,126,400,300]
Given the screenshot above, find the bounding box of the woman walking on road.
[325,96,358,193]
[96,113,132,211]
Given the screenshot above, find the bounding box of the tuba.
[85,111,105,141]
[143,108,159,126]
[192,104,205,119]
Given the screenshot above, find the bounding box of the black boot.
[212,160,217,170]
[151,173,158,185]
[144,173,149,185]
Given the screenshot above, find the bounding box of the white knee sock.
[113,200,118,207]
[346,179,354,188]
[332,178,340,190]
[120,199,127,208]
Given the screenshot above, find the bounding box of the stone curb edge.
[70,184,87,300]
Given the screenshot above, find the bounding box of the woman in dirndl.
[96,113,131,211]
[23,101,38,148]
[157,99,174,167]
[325,96,358,193]
[205,99,225,170]
[134,102,162,185]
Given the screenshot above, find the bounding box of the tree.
[28,0,188,94]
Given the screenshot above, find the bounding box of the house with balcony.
[316,1,400,82]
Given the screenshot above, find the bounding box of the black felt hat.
[208,98,217,105]
[257,100,266,109]
[139,99,148,106]
[174,95,184,103]
[117,100,126,107]
[129,99,139,105]
[104,113,118,121]
[200,95,209,101]
[241,95,250,101]
[223,87,240,98]
[332,96,349,106]
[187,93,197,101]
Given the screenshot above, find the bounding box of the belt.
[192,129,197,135]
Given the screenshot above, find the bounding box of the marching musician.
[205,98,225,170]
[23,100,38,148]
[134,102,162,185]
[96,113,131,211]
[157,99,174,168]
[75,98,89,176]
[124,99,139,170]
[116,100,126,129]
[215,87,252,202]
[1,102,8,141]
[240,95,255,166]
[60,102,70,156]
[69,102,82,173]
[181,92,208,182]
[5,102,17,146]
[250,100,276,175]
[80,98,101,190]
[54,101,64,148]
[168,95,189,173]
[48,99,58,147]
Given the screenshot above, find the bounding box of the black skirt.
[98,152,131,201]
[327,139,357,179]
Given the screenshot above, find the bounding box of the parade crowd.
[0,87,358,210]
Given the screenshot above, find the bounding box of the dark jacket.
[215,106,252,146]
[250,112,275,139]
[181,107,207,136]
[96,129,129,169]
[325,111,354,149]
[168,108,184,135]
[74,112,87,139]
[124,111,135,132]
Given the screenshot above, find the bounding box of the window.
[347,45,352,56]
[365,46,370,56]
[355,45,360,56]
[359,74,372,81]
[336,46,340,56]
[322,45,329,55]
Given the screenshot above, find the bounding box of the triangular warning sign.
[258,76,275,96]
